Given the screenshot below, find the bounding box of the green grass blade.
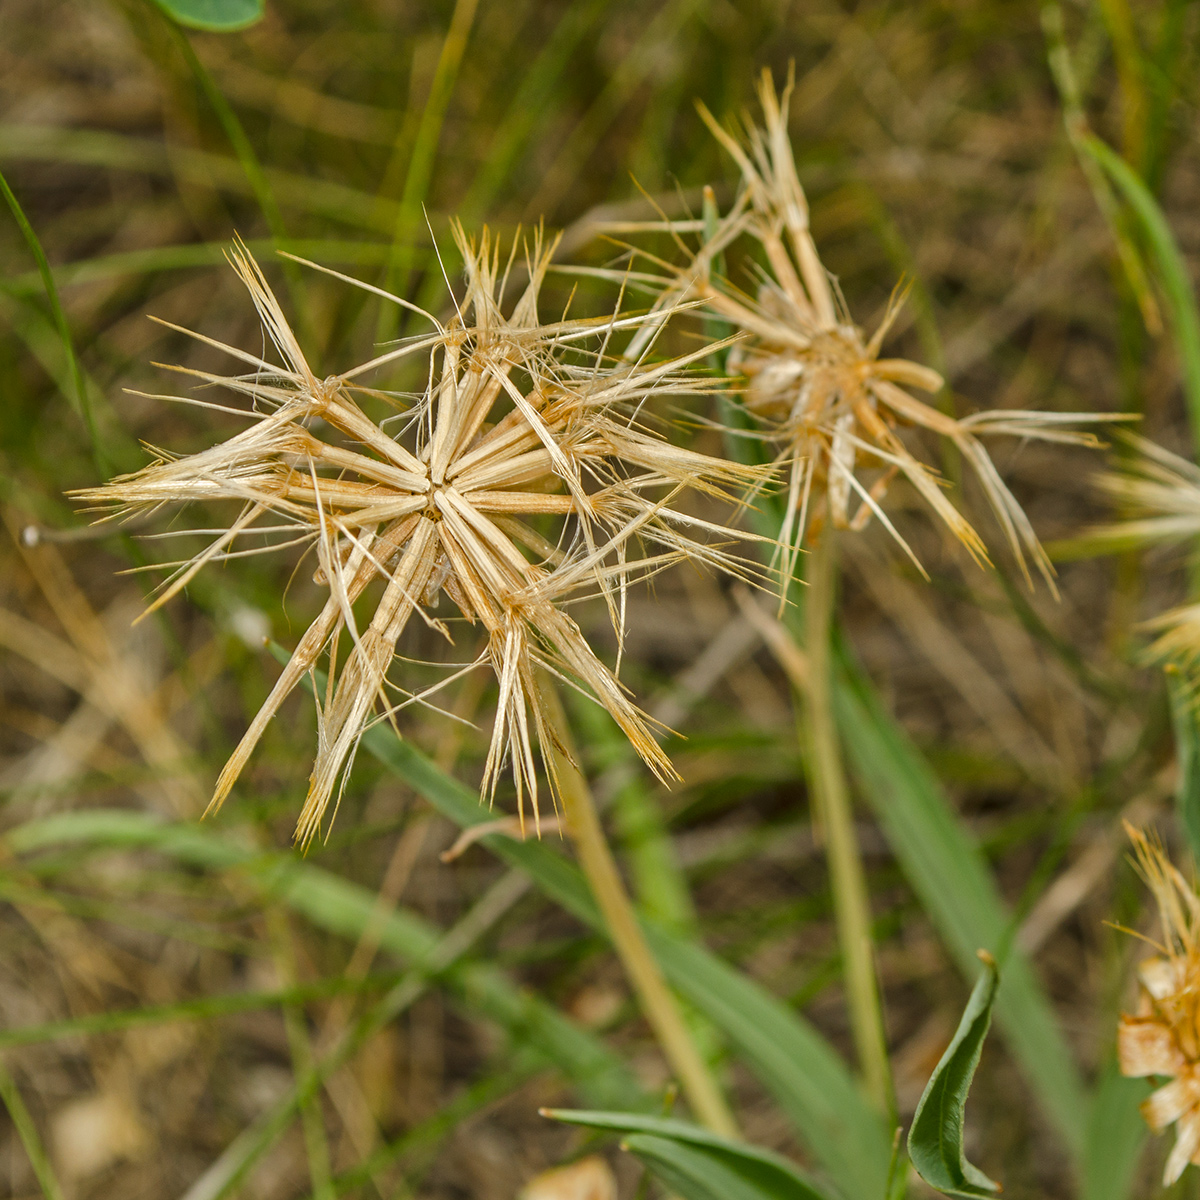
[0,240,421,297]
[0,1058,66,1200]
[0,976,401,1049]
[350,727,892,1200]
[1082,1061,1148,1200]
[0,125,402,233]
[0,166,104,469]
[7,810,642,1111]
[1081,131,1200,454]
[833,649,1089,1163]
[459,0,608,223]
[378,0,479,339]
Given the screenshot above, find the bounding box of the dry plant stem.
[804,529,895,1121]
[537,673,740,1138]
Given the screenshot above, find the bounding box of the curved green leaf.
[907,955,1000,1198]
[545,1110,832,1200]
[151,0,264,31]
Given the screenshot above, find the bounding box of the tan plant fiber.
[1118,823,1200,1184]
[618,68,1116,591]
[1088,432,1200,673]
[75,231,766,846]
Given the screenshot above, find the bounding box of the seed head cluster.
[1119,825,1200,1184]
[76,230,764,845]
[619,69,1112,588]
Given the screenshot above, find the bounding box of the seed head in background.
[619,68,1118,590]
[74,231,766,846]
[1118,824,1200,1184]
[1086,432,1200,674]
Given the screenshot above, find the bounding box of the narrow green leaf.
[907,954,1000,1199]
[834,651,1089,1162]
[350,725,892,1200]
[0,1058,65,1200]
[546,1110,832,1200]
[1167,674,1200,863]
[1080,132,1200,455]
[6,810,641,1111]
[1082,1060,1149,1200]
[0,167,104,468]
[151,0,264,32]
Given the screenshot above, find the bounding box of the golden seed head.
[616,68,1118,591]
[1118,824,1200,1184]
[75,230,767,845]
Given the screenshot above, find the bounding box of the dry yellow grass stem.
[1119,824,1200,1184]
[619,67,1116,590]
[75,231,767,845]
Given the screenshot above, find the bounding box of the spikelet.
[75,231,768,845]
[617,68,1118,592]
[1118,824,1200,1184]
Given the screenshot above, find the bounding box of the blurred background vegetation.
[1,0,1199,1197]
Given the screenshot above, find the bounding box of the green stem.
[538,676,739,1138]
[804,529,895,1121]
[0,1057,65,1200]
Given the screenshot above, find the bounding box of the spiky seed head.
[1118,824,1200,1184]
[75,231,767,846]
[616,67,1118,592]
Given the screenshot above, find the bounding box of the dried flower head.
[619,68,1114,590]
[1089,433,1200,674]
[75,231,765,845]
[1118,823,1200,1184]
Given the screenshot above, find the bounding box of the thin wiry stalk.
[804,527,894,1120]
[75,231,769,848]
[536,672,739,1138]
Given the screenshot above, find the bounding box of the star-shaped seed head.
[75,230,766,845]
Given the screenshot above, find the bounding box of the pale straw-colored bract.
[1118,824,1200,1184]
[616,68,1116,592]
[75,229,766,845]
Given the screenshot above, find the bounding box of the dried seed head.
[1118,824,1200,1184]
[1088,433,1200,675]
[76,231,767,845]
[618,68,1117,592]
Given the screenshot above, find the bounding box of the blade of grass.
[344,718,893,1200]
[832,646,1088,1162]
[0,167,104,470]
[0,124,402,233]
[0,240,424,298]
[1041,1,1162,335]
[1082,1060,1149,1200]
[0,1058,66,1200]
[1080,131,1200,455]
[458,0,609,223]
[6,810,643,1112]
[524,0,705,220]
[377,0,480,344]
[162,21,310,336]
[0,975,403,1049]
